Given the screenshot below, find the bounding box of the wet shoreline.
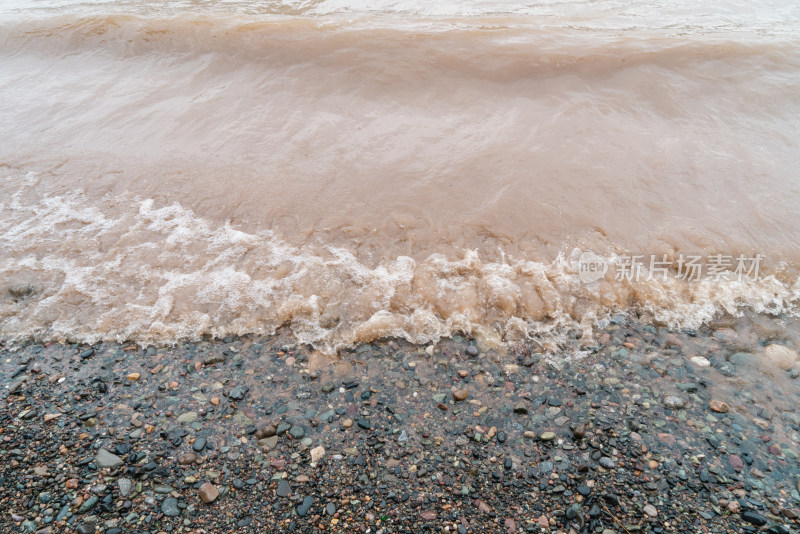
[1,317,800,533]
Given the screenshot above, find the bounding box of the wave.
[1,173,798,352]
[2,13,800,61]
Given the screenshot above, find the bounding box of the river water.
[1,0,799,350]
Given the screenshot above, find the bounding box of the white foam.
[1,176,799,352]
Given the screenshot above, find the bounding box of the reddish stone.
[198,482,219,504]
[453,389,469,402]
[728,454,744,471]
[270,458,286,470]
[657,433,675,445]
[474,499,491,513]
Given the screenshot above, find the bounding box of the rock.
[178,452,199,465]
[762,344,798,370]
[259,436,278,451]
[95,449,123,469]
[117,478,132,497]
[75,524,95,534]
[289,425,305,439]
[547,396,562,407]
[728,454,744,471]
[126,373,140,381]
[513,402,528,414]
[599,457,616,469]
[77,495,98,513]
[475,499,491,513]
[161,497,180,517]
[154,484,174,494]
[8,378,26,394]
[276,480,290,498]
[690,356,711,367]
[227,385,249,401]
[326,502,336,515]
[357,418,371,430]
[643,504,658,517]
[709,400,729,413]
[255,426,276,439]
[730,352,757,367]
[297,496,314,516]
[177,411,198,424]
[566,504,581,520]
[193,437,207,452]
[198,482,219,503]
[203,353,226,366]
[420,510,438,520]
[453,389,469,402]
[741,510,767,526]
[310,445,325,464]
[663,395,686,409]
[540,431,556,441]
[657,433,676,445]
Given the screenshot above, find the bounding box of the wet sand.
[1,316,800,533]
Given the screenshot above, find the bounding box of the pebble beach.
[2,315,800,533]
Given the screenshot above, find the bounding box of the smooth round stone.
[276,480,290,498]
[161,497,180,517]
[566,504,581,519]
[289,426,305,439]
[663,396,686,409]
[540,432,556,441]
[599,457,616,469]
[297,496,314,517]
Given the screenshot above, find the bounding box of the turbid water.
[1,0,799,351]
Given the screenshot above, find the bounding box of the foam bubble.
[1,176,798,353]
